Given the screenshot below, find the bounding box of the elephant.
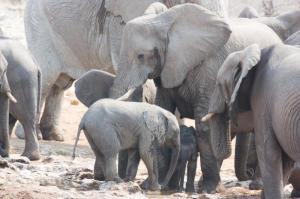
[24,0,228,142]
[202,43,300,199]
[72,97,180,191]
[169,125,198,193]
[0,51,17,158]
[238,6,259,18]
[253,10,300,41]
[0,37,41,160]
[108,3,281,193]
[290,162,300,197]
[74,69,156,179]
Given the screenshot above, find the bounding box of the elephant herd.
[0,0,300,199]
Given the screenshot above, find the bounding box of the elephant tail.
[36,69,42,125]
[72,121,85,160]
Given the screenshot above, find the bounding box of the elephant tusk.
[6,92,17,103]
[201,113,215,122]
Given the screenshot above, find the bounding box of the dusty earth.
[0,0,299,198]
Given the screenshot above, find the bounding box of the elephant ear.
[153,4,231,88]
[143,110,167,145]
[75,70,115,107]
[227,44,261,120]
[105,0,159,23]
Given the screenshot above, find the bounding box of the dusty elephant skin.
[0,37,41,161]
[204,43,300,199]
[109,3,281,193]
[72,99,180,191]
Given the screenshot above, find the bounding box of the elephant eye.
[137,54,144,61]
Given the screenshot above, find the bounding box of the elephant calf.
[169,125,198,193]
[72,97,180,191]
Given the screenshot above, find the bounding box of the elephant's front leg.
[186,155,197,193]
[196,118,222,193]
[40,84,64,141]
[255,126,285,199]
[118,150,128,179]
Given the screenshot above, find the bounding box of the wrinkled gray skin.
[0,37,41,161]
[205,43,300,199]
[24,0,227,142]
[74,69,156,180]
[168,125,198,193]
[238,6,259,18]
[109,3,281,193]
[0,51,17,158]
[72,99,180,191]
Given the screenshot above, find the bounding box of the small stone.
[42,156,54,163]
[0,158,9,168]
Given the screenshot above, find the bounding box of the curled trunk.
[0,93,9,157]
[161,143,180,187]
[209,114,231,160]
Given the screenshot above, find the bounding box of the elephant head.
[110,3,231,98]
[202,44,261,160]
[143,109,180,187]
[256,10,300,41]
[0,53,17,157]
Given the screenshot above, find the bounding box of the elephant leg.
[256,127,284,199]
[0,95,9,157]
[94,155,105,181]
[125,149,140,181]
[249,165,263,190]
[290,163,300,198]
[105,154,122,182]
[186,158,197,193]
[167,165,180,191]
[118,150,128,179]
[139,138,160,191]
[179,160,186,192]
[196,119,222,193]
[40,84,64,141]
[9,114,16,136]
[19,118,40,160]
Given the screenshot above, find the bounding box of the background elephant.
[24,0,228,142]
[108,3,281,193]
[0,37,41,160]
[72,98,180,191]
[238,6,259,18]
[204,44,300,199]
[0,51,17,158]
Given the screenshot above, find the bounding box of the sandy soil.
[0,0,298,198]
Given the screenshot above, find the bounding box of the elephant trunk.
[234,133,252,181]
[0,93,9,157]
[210,114,232,160]
[161,141,180,187]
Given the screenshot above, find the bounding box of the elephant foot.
[249,179,263,190]
[291,189,300,198]
[198,178,224,194]
[113,177,123,183]
[41,126,64,142]
[94,172,105,181]
[21,149,40,161]
[149,182,161,191]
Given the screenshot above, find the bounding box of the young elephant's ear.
[229,44,261,108]
[143,110,167,144]
[152,4,231,88]
[75,70,115,107]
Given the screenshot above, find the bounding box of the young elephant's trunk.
[161,143,180,187]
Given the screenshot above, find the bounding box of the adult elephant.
[108,3,281,193]
[24,0,228,141]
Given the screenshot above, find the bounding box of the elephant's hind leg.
[9,114,16,136]
[40,84,65,141]
[105,154,122,183]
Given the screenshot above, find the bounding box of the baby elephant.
[73,97,180,191]
[170,125,198,193]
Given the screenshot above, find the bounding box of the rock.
[0,158,9,168]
